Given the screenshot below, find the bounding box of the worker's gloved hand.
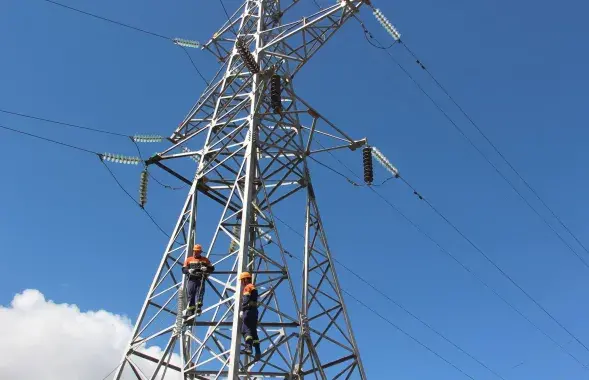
[189,268,197,275]
[239,311,244,318]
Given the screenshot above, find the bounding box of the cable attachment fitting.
[270,74,282,114]
[300,315,310,338]
[236,38,260,74]
[101,153,141,165]
[373,8,401,41]
[362,146,374,185]
[132,134,164,143]
[372,146,400,178]
[139,169,149,208]
[182,147,200,163]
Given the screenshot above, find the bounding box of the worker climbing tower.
[115,0,370,378]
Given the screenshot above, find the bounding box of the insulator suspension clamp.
[182,147,200,163]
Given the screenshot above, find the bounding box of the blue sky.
[2,0,589,378]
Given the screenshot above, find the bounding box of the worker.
[182,244,215,317]
[239,272,261,360]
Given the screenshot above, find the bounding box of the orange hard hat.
[193,244,203,253]
[238,272,252,280]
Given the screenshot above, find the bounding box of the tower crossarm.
[260,0,367,77]
[203,1,368,74]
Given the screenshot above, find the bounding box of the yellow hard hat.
[238,272,252,280]
[193,244,203,253]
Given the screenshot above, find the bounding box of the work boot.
[253,343,261,361]
[196,302,203,316]
[183,307,195,318]
[243,341,253,355]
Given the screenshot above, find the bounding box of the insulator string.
[236,38,260,74]
[362,146,374,185]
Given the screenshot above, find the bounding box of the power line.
[217,0,240,37]
[131,140,187,191]
[273,219,478,379]
[366,184,589,370]
[36,0,208,83]
[99,360,124,380]
[178,46,210,85]
[357,20,396,50]
[397,175,589,355]
[308,156,393,187]
[356,22,589,356]
[273,214,507,379]
[347,15,589,363]
[0,122,170,238]
[38,0,170,41]
[337,248,506,378]
[360,24,589,271]
[17,1,587,373]
[100,158,170,238]
[343,289,476,379]
[309,148,589,370]
[2,107,185,191]
[218,0,233,23]
[400,41,589,258]
[0,123,99,155]
[2,121,478,379]
[309,156,362,186]
[0,108,129,137]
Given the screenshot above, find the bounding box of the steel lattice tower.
[115,1,369,378]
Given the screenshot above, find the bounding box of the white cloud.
[0,289,180,380]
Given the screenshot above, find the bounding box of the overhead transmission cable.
[360,5,589,354]
[38,0,170,40]
[99,361,124,380]
[0,108,129,137]
[271,219,479,380]
[342,289,476,379]
[131,140,186,191]
[218,0,232,20]
[0,108,184,191]
[362,6,589,269]
[36,0,208,84]
[399,42,589,259]
[0,124,481,380]
[272,214,507,379]
[361,146,589,360]
[396,173,589,355]
[308,143,589,370]
[0,122,170,238]
[21,0,588,372]
[0,124,99,155]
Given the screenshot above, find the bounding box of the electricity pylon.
[115,1,370,378]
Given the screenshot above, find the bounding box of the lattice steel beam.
[115,0,369,379]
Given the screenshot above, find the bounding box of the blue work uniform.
[182,256,214,312]
[241,283,259,346]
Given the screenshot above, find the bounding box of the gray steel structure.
[115,1,369,378]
